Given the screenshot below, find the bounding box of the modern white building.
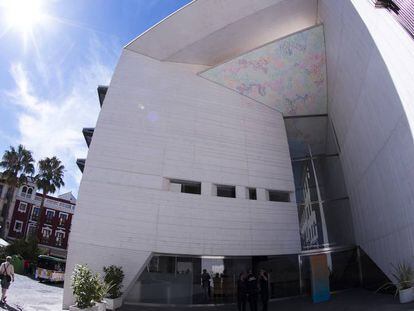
[64,0,414,307]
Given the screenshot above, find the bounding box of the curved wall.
[319,0,414,277]
[63,50,300,307]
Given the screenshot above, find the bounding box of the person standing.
[23,259,30,275]
[201,269,211,302]
[246,270,258,311]
[237,272,247,311]
[259,270,269,311]
[0,256,15,304]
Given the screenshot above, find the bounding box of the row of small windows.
[168,179,291,202]
[17,202,69,224]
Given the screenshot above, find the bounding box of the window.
[248,188,257,200]
[45,210,55,223]
[31,207,40,221]
[27,224,37,238]
[14,221,23,233]
[55,231,65,247]
[21,186,34,199]
[216,185,236,198]
[268,190,290,202]
[18,202,28,213]
[58,213,68,226]
[41,227,52,243]
[42,227,52,238]
[170,179,201,195]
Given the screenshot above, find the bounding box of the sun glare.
[1,0,47,45]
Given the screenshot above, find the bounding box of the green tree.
[5,238,44,263]
[35,156,65,241]
[0,145,35,238]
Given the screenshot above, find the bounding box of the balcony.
[34,196,75,212]
[19,193,32,199]
[40,237,50,245]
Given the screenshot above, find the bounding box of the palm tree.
[0,145,35,238]
[35,156,65,242]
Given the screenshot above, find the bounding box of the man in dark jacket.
[246,270,258,311]
[201,269,211,301]
[259,269,269,311]
[237,272,247,311]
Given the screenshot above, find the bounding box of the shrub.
[6,238,44,263]
[71,264,100,309]
[103,265,124,299]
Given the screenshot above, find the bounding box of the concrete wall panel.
[319,0,414,277]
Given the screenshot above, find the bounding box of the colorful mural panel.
[200,25,327,116]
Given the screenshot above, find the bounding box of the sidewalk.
[121,289,414,311]
[0,274,63,311]
[2,275,413,311]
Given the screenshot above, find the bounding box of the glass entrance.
[125,254,301,305]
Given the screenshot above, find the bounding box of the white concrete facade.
[63,49,300,306]
[64,0,414,307]
[319,0,414,276]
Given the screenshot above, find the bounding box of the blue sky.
[0,0,191,196]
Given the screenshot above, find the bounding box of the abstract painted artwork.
[200,25,327,117]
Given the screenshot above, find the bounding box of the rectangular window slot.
[170,179,201,195]
[248,188,257,200]
[268,190,290,202]
[216,185,236,198]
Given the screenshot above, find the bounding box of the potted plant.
[95,281,113,311]
[393,262,414,303]
[379,262,414,303]
[70,264,100,311]
[103,265,124,310]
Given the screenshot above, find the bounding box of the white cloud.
[6,38,114,196]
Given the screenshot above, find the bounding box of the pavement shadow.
[0,303,23,311]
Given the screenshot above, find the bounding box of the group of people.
[200,268,269,311]
[237,270,269,311]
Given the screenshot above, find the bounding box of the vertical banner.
[310,254,330,303]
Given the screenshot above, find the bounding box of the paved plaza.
[2,275,414,311]
[1,274,63,311]
[121,290,414,311]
